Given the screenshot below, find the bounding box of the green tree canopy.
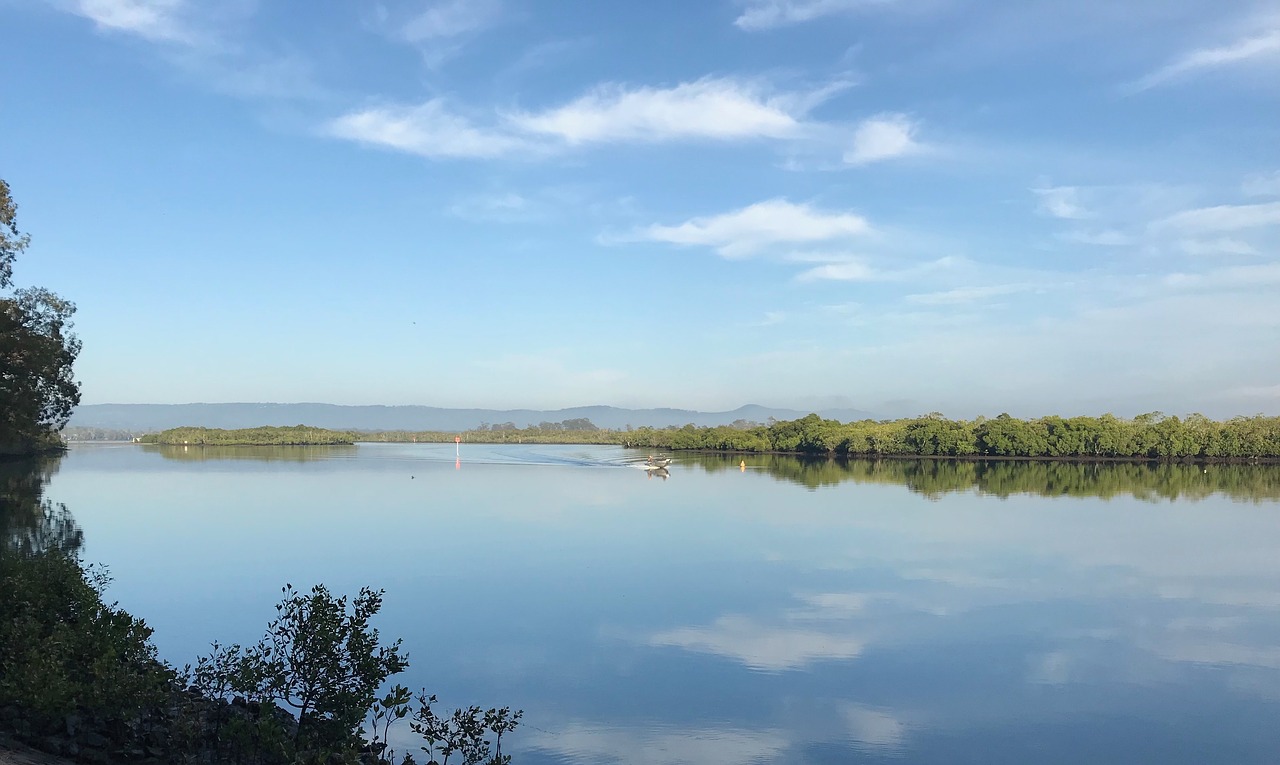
[0,179,81,454]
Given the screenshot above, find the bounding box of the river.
[16,443,1280,764]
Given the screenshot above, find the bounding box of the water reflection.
[0,454,81,555]
[142,444,359,462]
[39,444,1280,764]
[691,453,1280,502]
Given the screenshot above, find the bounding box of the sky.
[1,0,1278,418]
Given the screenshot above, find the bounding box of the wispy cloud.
[1243,171,1280,197]
[844,113,923,165]
[734,0,898,31]
[1033,186,1090,219]
[1129,26,1280,91]
[641,199,871,258]
[510,77,836,144]
[795,254,960,283]
[794,259,878,282]
[1162,263,1280,291]
[906,283,1036,305]
[911,282,1039,307]
[327,77,849,157]
[1178,238,1259,257]
[327,99,532,159]
[1153,201,1280,233]
[399,0,503,42]
[1061,229,1132,246]
[53,0,326,101]
[446,192,540,222]
[63,0,195,44]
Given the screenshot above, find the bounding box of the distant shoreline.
[66,412,1280,462]
[78,438,1280,465]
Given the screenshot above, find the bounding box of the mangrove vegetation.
[139,425,357,446]
[360,412,1280,461]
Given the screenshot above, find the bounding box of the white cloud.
[510,78,820,144]
[642,199,871,258]
[794,254,961,284]
[1033,186,1090,219]
[1243,171,1280,197]
[844,113,922,165]
[794,260,878,282]
[906,283,1035,305]
[64,0,192,43]
[327,77,851,158]
[400,0,503,42]
[326,100,531,159]
[1130,27,1280,91]
[649,614,865,671]
[1153,201,1280,233]
[1161,263,1280,291]
[446,192,539,222]
[1178,238,1259,257]
[1061,229,1132,247]
[734,0,898,31]
[54,1,326,100]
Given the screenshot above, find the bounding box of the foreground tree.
[0,179,81,454]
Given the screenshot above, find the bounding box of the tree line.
[360,412,1280,461]
[138,425,357,446]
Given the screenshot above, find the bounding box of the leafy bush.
[0,551,173,740]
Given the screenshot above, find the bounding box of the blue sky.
[1,0,1278,417]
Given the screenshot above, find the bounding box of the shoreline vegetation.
[360,412,1280,462]
[107,412,1280,461]
[137,425,356,446]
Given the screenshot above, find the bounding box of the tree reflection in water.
[690,453,1280,502]
[0,453,81,555]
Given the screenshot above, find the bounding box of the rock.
[64,713,82,737]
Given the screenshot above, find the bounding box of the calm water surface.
[30,444,1280,763]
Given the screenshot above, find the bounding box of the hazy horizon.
[69,399,1275,423]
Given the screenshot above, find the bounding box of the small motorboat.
[645,455,673,469]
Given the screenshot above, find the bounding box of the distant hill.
[66,403,875,433]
